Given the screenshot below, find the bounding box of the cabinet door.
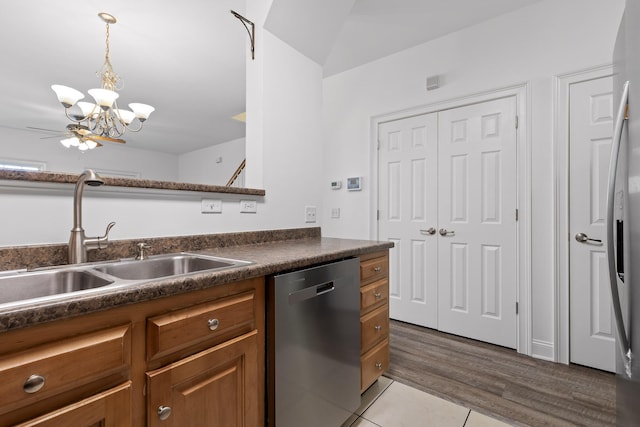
[147,330,259,427]
[15,382,131,427]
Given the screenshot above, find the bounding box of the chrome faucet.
[68,169,116,264]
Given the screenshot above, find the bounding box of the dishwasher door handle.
[316,281,335,296]
[288,280,336,304]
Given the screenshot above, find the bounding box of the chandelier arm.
[104,111,125,138]
[86,115,99,134]
[64,108,85,123]
[123,121,144,133]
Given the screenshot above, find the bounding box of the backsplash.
[0,227,321,272]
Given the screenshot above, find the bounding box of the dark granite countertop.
[0,169,266,196]
[0,236,392,333]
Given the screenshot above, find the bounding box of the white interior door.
[437,97,518,349]
[378,114,439,328]
[569,76,615,372]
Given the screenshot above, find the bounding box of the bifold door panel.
[379,97,517,349]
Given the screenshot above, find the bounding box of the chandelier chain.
[99,22,120,91]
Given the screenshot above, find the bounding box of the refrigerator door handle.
[606,80,631,369]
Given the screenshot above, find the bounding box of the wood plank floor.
[386,320,616,427]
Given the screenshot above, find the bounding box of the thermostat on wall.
[346,176,362,191]
[331,180,342,190]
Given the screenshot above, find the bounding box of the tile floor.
[347,377,514,427]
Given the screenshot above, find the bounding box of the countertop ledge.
[0,237,392,333]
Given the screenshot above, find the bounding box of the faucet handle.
[87,221,116,250]
[104,221,116,236]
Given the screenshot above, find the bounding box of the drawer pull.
[374,267,382,272]
[374,292,382,299]
[375,362,383,370]
[23,375,45,394]
[374,325,382,332]
[207,318,220,331]
[158,405,172,421]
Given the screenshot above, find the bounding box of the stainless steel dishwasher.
[268,257,361,427]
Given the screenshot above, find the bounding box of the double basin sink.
[0,253,251,309]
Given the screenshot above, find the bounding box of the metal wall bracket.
[231,10,255,60]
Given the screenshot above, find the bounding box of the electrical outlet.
[240,200,257,213]
[201,199,222,213]
[331,208,340,219]
[305,206,317,223]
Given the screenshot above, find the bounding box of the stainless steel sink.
[93,254,249,281]
[0,253,251,309]
[0,270,114,306]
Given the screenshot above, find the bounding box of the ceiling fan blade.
[87,135,126,144]
[40,134,68,140]
[26,126,63,134]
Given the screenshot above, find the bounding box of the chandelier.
[51,12,154,150]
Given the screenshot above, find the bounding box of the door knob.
[439,228,455,236]
[575,232,602,245]
[420,228,436,235]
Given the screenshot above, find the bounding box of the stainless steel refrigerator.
[610,1,640,424]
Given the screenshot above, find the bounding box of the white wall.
[0,0,325,248]
[321,0,624,359]
[178,137,245,185]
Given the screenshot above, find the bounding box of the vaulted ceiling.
[0,0,542,156]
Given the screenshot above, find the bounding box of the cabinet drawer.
[360,256,388,284]
[361,338,389,392]
[360,278,389,313]
[0,324,131,413]
[147,291,255,361]
[360,305,389,354]
[15,381,132,427]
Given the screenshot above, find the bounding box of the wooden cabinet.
[0,277,264,427]
[0,325,132,427]
[359,251,390,392]
[146,331,259,427]
[145,289,262,427]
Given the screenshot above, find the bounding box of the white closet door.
[569,76,615,372]
[378,113,439,328]
[437,97,518,349]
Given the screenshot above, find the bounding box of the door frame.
[555,64,613,364]
[370,83,531,355]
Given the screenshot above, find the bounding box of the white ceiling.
[0,0,543,156]
[323,0,544,77]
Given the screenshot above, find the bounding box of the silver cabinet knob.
[374,292,382,299]
[375,362,383,370]
[207,318,219,331]
[420,228,436,235]
[374,325,382,332]
[23,375,45,394]
[374,266,382,272]
[158,405,172,421]
[439,228,455,236]
[575,232,602,245]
